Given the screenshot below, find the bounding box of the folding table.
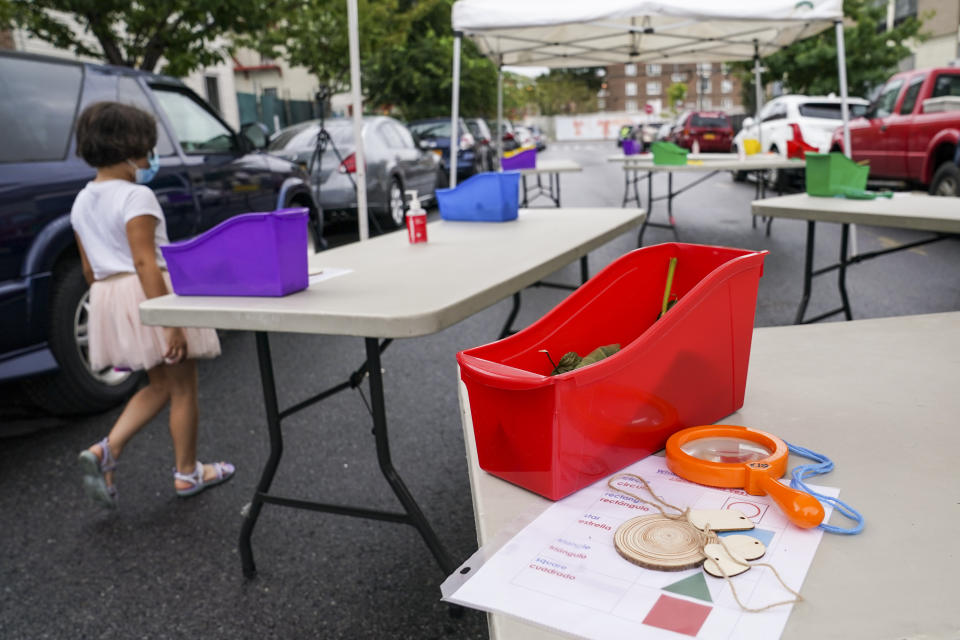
[613,155,805,245]
[453,311,960,639]
[140,207,644,579]
[516,159,582,208]
[751,193,960,324]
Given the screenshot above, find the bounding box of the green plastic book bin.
[651,141,689,166]
[805,152,870,197]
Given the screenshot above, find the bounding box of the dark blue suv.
[0,51,322,415]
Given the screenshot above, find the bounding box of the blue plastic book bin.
[436,172,521,222]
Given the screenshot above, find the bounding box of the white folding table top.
[457,311,960,640]
[140,208,643,339]
[607,152,740,163]
[516,159,582,174]
[751,192,960,233]
[620,155,805,172]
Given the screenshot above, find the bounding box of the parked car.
[829,67,960,195]
[499,120,522,152]
[734,94,870,157]
[464,117,498,171]
[639,121,665,149]
[407,118,482,185]
[733,94,870,186]
[267,117,440,230]
[528,124,548,151]
[669,111,734,152]
[655,122,675,141]
[512,125,536,149]
[0,50,320,416]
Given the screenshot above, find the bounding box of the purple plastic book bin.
[161,208,309,297]
[622,139,640,155]
[501,147,537,170]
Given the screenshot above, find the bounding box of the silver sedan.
[268,116,441,230]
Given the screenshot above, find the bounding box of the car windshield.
[409,121,452,138]
[798,102,867,119]
[691,114,729,127]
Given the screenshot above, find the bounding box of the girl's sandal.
[78,437,118,508]
[174,460,235,498]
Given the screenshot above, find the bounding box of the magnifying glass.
[665,425,824,529]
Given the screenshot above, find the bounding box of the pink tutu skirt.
[88,272,221,372]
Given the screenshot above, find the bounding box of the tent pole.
[753,39,763,152]
[835,19,852,157]
[497,58,503,171]
[835,18,857,256]
[346,0,368,241]
[450,32,462,188]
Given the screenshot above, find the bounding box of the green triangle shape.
[663,572,712,603]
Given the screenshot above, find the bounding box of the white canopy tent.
[447,0,852,187]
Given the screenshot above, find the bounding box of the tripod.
[308,87,383,236]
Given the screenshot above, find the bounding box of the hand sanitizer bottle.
[405,190,427,244]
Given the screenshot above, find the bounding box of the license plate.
[703,134,716,140]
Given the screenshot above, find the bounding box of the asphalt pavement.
[2,141,958,639]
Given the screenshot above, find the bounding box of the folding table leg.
[838,223,853,321]
[794,221,817,325]
[521,175,529,207]
[239,331,285,578]
[364,338,456,575]
[499,292,522,339]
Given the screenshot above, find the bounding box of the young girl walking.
[72,101,234,508]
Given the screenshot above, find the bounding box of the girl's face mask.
[128,150,159,184]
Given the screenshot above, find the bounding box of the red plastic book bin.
[161,208,309,297]
[457,243,768,500]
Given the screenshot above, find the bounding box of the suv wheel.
[929,162,960,196]
[23,258,141,415]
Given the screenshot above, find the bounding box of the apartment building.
[887,0,960,69]
[600,62,745,117]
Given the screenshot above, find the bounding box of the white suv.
[733,94,869,156]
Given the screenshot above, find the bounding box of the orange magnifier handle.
[750,464,824,529]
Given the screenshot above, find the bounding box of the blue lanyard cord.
[784,441,864,535]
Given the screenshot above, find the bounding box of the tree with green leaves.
[666,82,687,113]
[734,0,926,111]
[360,0,498,120]
[535,68,600,115]
[1,0,286,76]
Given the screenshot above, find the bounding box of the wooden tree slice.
[614,514,710,571]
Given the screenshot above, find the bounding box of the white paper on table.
[308,267,353,285]
[442,456,839,640]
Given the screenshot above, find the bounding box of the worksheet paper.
[444,456,838,639]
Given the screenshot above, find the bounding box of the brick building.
[600,62,745,117]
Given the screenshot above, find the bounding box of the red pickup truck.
[830,67,960,195]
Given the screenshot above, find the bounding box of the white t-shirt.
[70,180,169,280]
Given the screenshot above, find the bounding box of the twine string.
[608,473,803,612]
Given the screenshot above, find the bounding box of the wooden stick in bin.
[661,257,678,317]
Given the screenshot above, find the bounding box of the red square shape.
[642,594,712,637]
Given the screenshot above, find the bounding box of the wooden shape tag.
[687,509,754,532]
[702,543,751,578]
[720,534,766,561]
